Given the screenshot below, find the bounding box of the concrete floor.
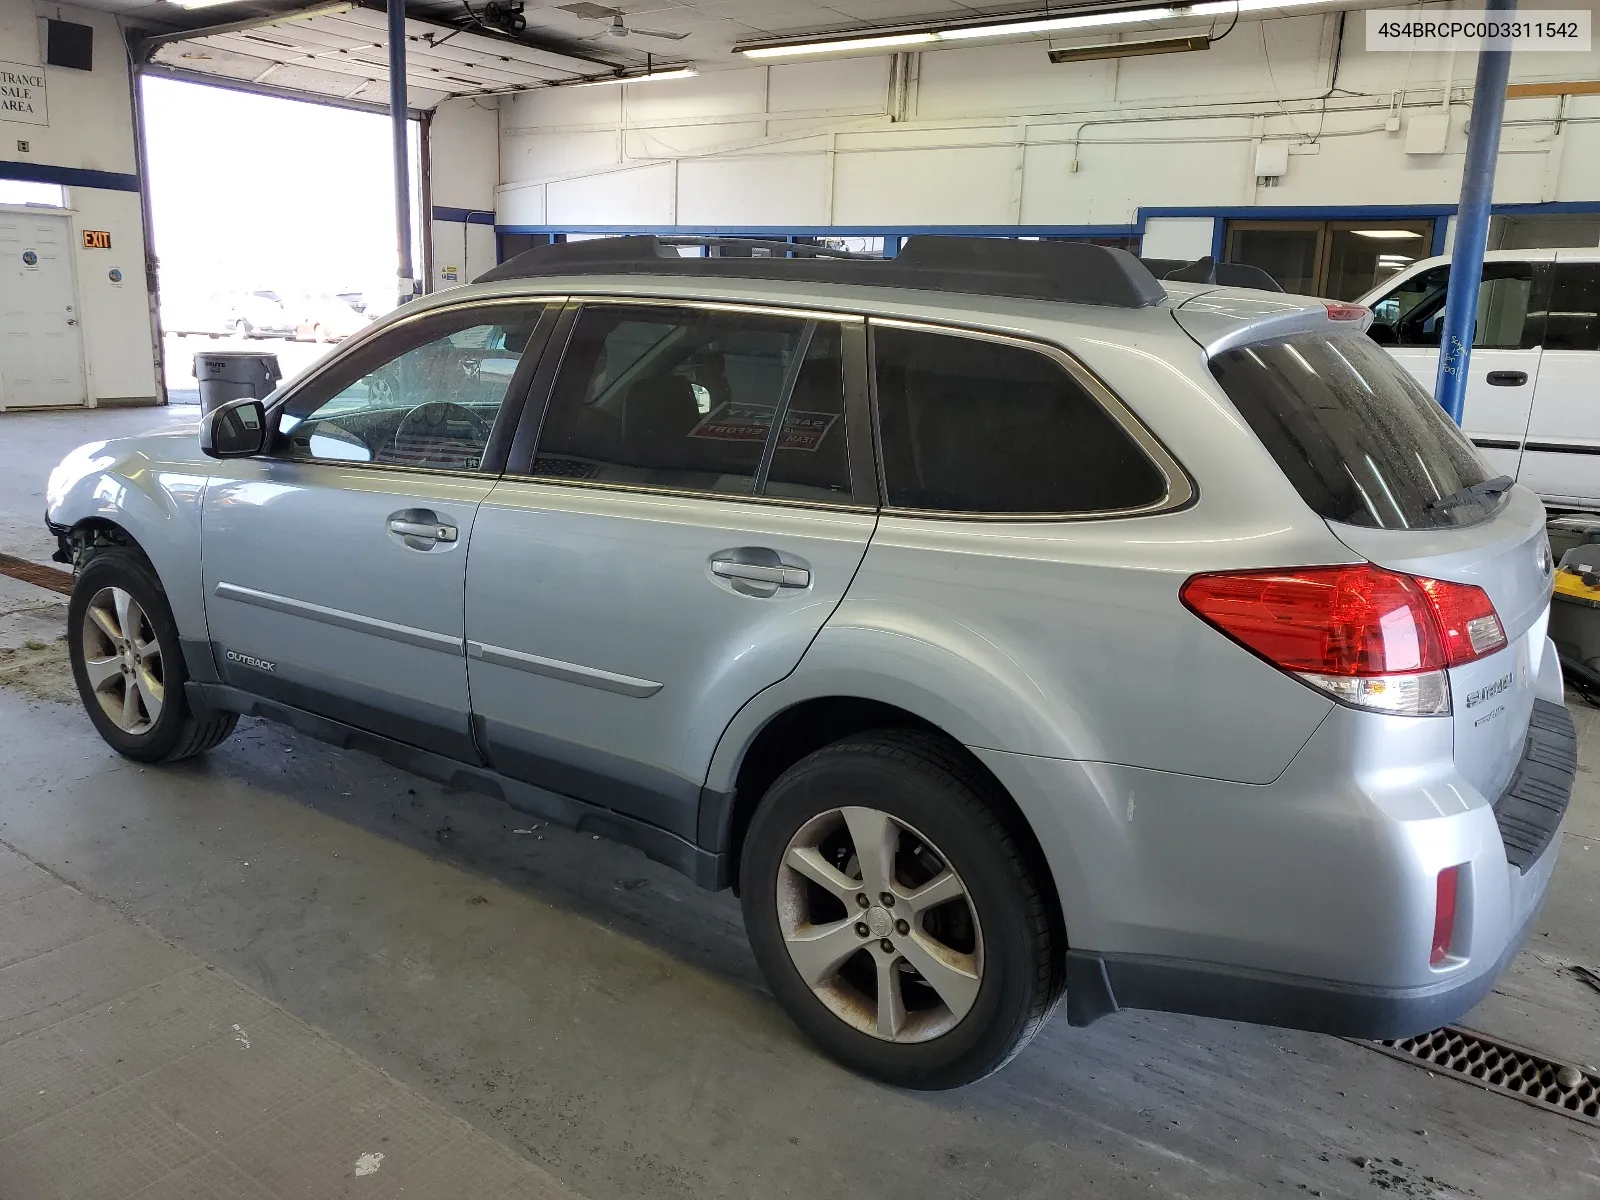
[2,407,1600,1198]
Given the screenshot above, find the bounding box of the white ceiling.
[97,0,1167,109]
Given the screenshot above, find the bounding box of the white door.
[0,212,86,408]
[1367,260,1542,483]
[1518,254,1600,508]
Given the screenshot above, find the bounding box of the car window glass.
[279,308,541,470]
[1369,263,1538,349]
[1211,332,1495,530]
[1543,262,1600,352]
[530,305,848,499]
[872,326,1166,515]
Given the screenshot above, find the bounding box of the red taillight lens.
[1179,565,1447,676]
[1415,576,1507,665]
[1431,865,1460,966]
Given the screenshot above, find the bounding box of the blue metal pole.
[1434,0,1516,424]
[388,0,414,306]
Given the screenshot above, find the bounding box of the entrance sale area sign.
[0,61,46,125]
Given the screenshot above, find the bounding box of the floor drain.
[1371,1026,1600,1127]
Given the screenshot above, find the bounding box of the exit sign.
[82,230,110,249]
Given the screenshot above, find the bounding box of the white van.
[1359,248,1600,512]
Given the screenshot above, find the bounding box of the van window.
[1367,262,1542,350]
[872,326,1167,515]
[1210,332,1499,529]
[1544,263,1600,352]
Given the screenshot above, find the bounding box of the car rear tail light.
[1180,564,1508,716]
[1431,865,1461,966]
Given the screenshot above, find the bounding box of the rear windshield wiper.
[1427,474,1514,513]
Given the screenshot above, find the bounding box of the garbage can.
[193,349,281,415]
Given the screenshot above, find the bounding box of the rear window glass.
[1209,333,1497,529]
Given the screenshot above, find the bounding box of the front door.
[466,300,876,839]
[1518,256,1600,507]
[201,300,552,760]
[1366,259,1545,482]
[0,212,84,408]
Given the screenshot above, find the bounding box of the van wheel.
[67,549,237,763]
[740,730,1061,1089]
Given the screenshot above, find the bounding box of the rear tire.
[740,730,1061,1089]
[67,549,237,763]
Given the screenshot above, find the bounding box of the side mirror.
[200,398,268,459]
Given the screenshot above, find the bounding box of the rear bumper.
[974,655,1576,1040]
[1062,830,1557,1037]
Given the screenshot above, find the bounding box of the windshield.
[1209,331,1499,530]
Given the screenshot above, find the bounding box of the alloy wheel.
[80,586,164,735]
[776,806,983,1043]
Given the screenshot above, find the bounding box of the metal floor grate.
[1373,1026,1600,1127]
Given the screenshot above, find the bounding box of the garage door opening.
[140,75,422,403]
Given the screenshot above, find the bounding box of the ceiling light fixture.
[742,32,936,58]
[166,0,258,9]
[568,65,699,86]
[1352,229,1425,240]
[736,0,1336,59]
[1048,34,1209,62]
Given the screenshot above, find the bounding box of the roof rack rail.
[1140,256,1285,292]
[476,234,1168,309]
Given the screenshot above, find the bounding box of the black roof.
[477,235,1169,309]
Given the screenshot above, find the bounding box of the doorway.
[1224,219,1435,299]
[0,211,86,409]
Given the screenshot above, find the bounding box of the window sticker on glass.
[687,403,841,452]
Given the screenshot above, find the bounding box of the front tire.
[740,730,1061,1089]
[67,549,237,763]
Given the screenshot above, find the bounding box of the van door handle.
[711,559,810,588]
[1486,370,1528,386]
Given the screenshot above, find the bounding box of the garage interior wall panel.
[677,153,830,226]
[427,98,499,289]
[546,161,675,227]
[0,0,156,406]
[497,11,1600,233]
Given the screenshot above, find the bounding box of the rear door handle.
[1486,370,1528,387]
[389,519,457,541]
[711,559,810,588]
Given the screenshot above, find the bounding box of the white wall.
[427,96,499,291]
[0,0,157,404]
[494,3,1600,234]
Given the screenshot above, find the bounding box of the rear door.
[201,300,555,760]
[464,299,876,840]
[1366,259,1546,481]
[1519,254,1600,507]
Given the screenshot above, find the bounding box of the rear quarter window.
[872,325,1168,515]
[1209,332,1496,529]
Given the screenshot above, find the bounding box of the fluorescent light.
[738,0,1336,59]
[1049,34,1209,62]
[166,0,254,8]
[941,6,1179,40]
[569,67,699,86]
[1352,229,1425,240]
[743,32,936,58]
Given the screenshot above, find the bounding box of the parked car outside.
[45,238,1573,1089]
[224,290,295,338]
[293,294,370,343]
[1359,247,1600,513]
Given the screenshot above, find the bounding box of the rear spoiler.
[1140,256,1285,292]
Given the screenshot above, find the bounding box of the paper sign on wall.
[21,249,38,272]
[0,61,48,126]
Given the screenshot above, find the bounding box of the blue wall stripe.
[0,159,140,193]
[433,206,496,225]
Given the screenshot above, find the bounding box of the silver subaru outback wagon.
[46,237,1576,1089]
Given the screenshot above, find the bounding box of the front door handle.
[389,519,458,542]
[711,559,810,588]
[1486,370,1528,387]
